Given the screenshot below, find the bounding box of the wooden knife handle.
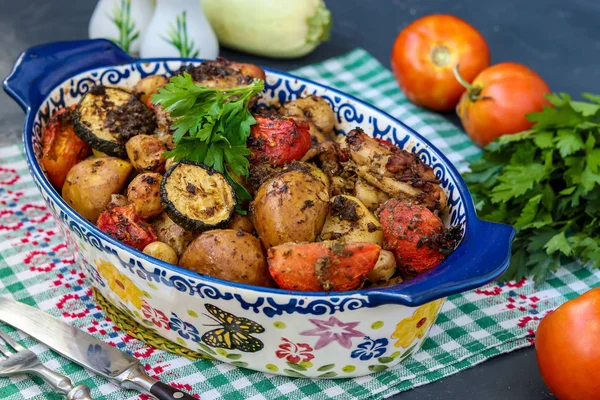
[150,381,197,399]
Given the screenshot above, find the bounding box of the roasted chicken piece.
[345,128,445,211]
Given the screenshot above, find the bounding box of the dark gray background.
[1,0,590,398]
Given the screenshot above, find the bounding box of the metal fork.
[0,329,93,399]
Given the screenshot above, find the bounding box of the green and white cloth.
[0,49,598,399]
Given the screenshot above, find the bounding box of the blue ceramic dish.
[4,39,514,378]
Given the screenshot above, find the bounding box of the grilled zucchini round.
[73,85,156,157]
[160,160,237,232]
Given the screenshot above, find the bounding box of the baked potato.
[179,229,272,287]
[125,134,166,172]
[143,241,178,264]
[127,172,163,219]
[227,214,255,234]
[320,195,383,245]
[367,250,397,283]
[251,165,330,248]
[134,74,168,105]
[62,157,132,222]
[152,212,197,256]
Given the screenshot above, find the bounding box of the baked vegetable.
[73,85,156,157]
[278,96,336,136]
[134,74,168,105]
[367,250,397,283]
[62,157,132,222]
[227,214,255,234]
[97,204,158,250]
[268,241,380,291]
[380,198,458,277]
[127,173,163,219]
[152,212,197,256]
[320,195,383,245]
[125,134,167,172]
[143,241,178,264]
[160,160,236,232]
[248,116,311,167]
[179,229,272,287]
[41,106,90,189]
[251,164,329,248]
[202,0,332,59]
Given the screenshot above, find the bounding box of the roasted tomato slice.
[248,116,311,167]
[268,241,380,292]
[97,204,158,250]
[41,106,91,189]
[380,198,458,277]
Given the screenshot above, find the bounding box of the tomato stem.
[453,64,490,102]
[453,64,473,91]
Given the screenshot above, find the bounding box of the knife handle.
[150,382,196,400]
[31,364,94,400]
[121,364,196,400]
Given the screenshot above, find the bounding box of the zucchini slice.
[73,85,156,157]
[161,160,237,232]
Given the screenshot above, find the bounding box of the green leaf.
[317,364,335,372]
[231,361,248,368]
[377,357,395,364]
[198,343,216,355]
[545,231,572,256]
[286,362,307,371]
[318,372,338,378]
[283,369,306,378]
[569,101,600,117]
[555,129,585,157]
[545,92,571,107]
[533,131,555,149]
[582,92,600,104]
[368,365,388,373]
[514,194,542,229]
[226,353,242,360]
[490,164,546,203]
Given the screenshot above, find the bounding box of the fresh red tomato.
[97,204,157,250]
[535,288,600,400]
[391,14,490,111]
[248,116,311,167]
[456,62,551,147]
[268,241,381,292]
[380,198,447,277]
[41,106,91,189]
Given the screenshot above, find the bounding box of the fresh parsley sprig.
[463,93,600,285]
[151,72,264,205]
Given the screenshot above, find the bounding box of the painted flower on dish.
[142,301,170,330]
[392,298,445,348]
[95,259,144,309]
[300,316,363,350]
[170,313,201,342]
[350,336,388,361]
[81,258,105,287]
[275,338,314,363]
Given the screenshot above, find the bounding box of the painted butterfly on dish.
[201,304,265,352]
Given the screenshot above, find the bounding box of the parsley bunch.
[151,72,264,204]
[464,93,600,284]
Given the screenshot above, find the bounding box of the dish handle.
[367,219,516,307]
[3,39,134,112]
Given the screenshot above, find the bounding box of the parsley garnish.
[463,93,600,285]
[151,72,264,205]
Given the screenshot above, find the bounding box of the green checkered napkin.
[1,49,599,400]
